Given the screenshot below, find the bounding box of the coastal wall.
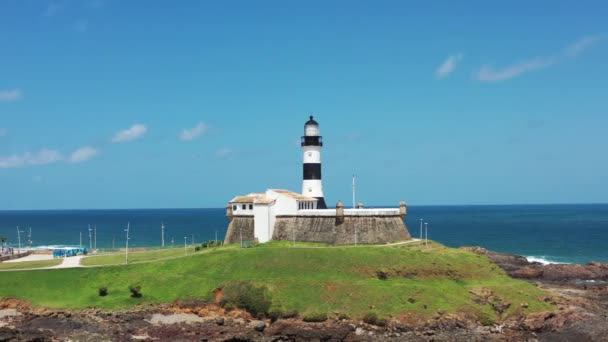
[224,216,255,244]
[272,215,411,245]
[0,251,31,262]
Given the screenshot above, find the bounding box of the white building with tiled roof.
[228,189,318,243]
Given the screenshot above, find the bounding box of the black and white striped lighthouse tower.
[301,115,327,209]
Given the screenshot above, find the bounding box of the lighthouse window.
[249,204,253,210]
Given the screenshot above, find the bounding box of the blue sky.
[1,0,607,209]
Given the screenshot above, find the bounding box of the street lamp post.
[88,225,93,251]
[184,236,188,256]
[16,226,24,254]
[161,221,165,248]
[424,222,428,246]
[125,222,130,264]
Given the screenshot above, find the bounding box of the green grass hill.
[0,242,552,323]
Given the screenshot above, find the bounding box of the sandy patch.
[147,313,205,325]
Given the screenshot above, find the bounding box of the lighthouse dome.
[305,115,319,126]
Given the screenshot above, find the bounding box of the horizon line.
[1,202,607,212]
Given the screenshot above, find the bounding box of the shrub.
[363,312,387,327]
[336,312,350,320]
[98,286,108,297]
[376,270,389,280]
[303,312,328,322]
[194,246,201,252]
[280,309,299,319]
[129,285,142,298]
[219,281,271,316]
[477,312,495,326]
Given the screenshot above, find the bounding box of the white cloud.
[216,148,235,159]
[0,89,22,102]
[476,56,556,82]
[0,129,7,137]
[435,53,464,78]
[111,124,147,143]
[0,149,63,169]
[68,146,98,163]
[476,34,606,82]
[564,34,607,57]
[179,122,208,141]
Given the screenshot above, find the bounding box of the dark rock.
[252,320,265,332]
[215,316,225,326]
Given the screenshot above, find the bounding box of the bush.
[303,312,328,322]
[477,312,495,326]
[194,246,201,252]
[376,270,389,280]
[201,240,220,248]
[336,312,350,320]
[129,285,142,298]
[98,286,108,297]
[363,312,387,327]
[219,281,271,316]
[280,309,299,319]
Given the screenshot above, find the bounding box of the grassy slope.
[0,244,552,321]
[0,259,62,270]
[82,247,197,266]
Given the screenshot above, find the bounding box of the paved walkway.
[51,255,83,269]
[3,254,53,263]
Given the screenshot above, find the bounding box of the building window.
[249,204,253,210]
[233,205,237,211]
[242,204,246,210]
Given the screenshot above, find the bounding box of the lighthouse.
[301,116,327,209]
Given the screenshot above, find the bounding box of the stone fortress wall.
[225,201,411,245]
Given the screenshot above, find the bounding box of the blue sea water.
[0,204,606,264]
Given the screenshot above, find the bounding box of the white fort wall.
[253,203,273,243]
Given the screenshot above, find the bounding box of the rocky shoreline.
[1,248,608,341]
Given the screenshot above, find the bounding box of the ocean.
[0,204,606,265]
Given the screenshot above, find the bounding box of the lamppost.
[161,221,165,248]
[125,222,130,264]
[184,236,188,256]
[88,225,93,251]
[424,222,428,246]
[16,226,24,254]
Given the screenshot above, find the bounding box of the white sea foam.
[525,256,570,265]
